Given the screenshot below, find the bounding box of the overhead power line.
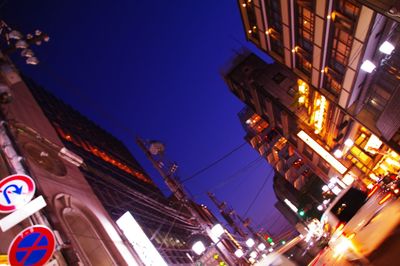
[208,156,263,192]
[243,167,273,217]
[180,141,248,183]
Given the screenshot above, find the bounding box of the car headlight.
[333,235,356,257]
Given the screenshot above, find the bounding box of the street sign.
[8,225,55,266]
[0,196,47,232]
[0,174,35,213]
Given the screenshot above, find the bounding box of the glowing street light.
[258,243,266,251]
[234,249,244,258]
[379,41,395,55]
[360,60,376,73]
[192,241,206,255]
[333,149,343,158]
[210,223,225,241]
[344,139,354,147]
[246,238,255,248]
[250,251,258,259]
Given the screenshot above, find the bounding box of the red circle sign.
[8,225,56,266]
[0,174,36,213]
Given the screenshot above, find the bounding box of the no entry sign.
[0,174,35,213]
[8,225,55,266]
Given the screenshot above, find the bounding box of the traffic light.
[267,237,273,244]
[298,209,305,217]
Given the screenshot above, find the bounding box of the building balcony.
[285,168,299,184]
[266,150,279,165]
[275,160,286,175]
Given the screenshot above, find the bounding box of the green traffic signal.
[298,210,305,217]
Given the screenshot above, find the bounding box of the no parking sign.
[8,225,55,266]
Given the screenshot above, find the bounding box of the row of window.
[295,0,315,76]
[266,0,284,56]
[325,0,360,96]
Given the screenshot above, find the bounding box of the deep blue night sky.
[3,1,291,235]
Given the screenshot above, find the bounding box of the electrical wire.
[22,57,278,246]
[157,203,185,250]
[180,141,248,184]
[192,156,264,198]
[33,62,252,204]
[25,64,179,202]
[243,167,273,217]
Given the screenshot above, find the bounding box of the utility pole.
[136,138,203,223]
[207,192,248,238]
[137,138,240,265]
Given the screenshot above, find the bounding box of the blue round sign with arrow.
[0,174,35,213]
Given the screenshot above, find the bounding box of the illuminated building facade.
[234,0,400,188]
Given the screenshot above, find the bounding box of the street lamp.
[379,41,395,55]
[257,243,266,251]
[234,249,244,258]
[0,20,49,65]
[210,223,224,241]
[360,60,376,73]
[246,238,255,248]
[192,240,206,255]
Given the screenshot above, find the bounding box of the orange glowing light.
[379,193,392,205]
[55,127,152,184]
[367,185,378,198]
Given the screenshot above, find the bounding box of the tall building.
[226,0,400,207]
[24,77,204,265]
[225,53,335,220]
[0,54,204,265]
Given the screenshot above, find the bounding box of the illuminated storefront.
[297,79,310,108]
[310,93,328,135]
[296,80,329,136]
[344,127,400,185]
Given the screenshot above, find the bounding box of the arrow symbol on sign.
[3,184,23,204]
